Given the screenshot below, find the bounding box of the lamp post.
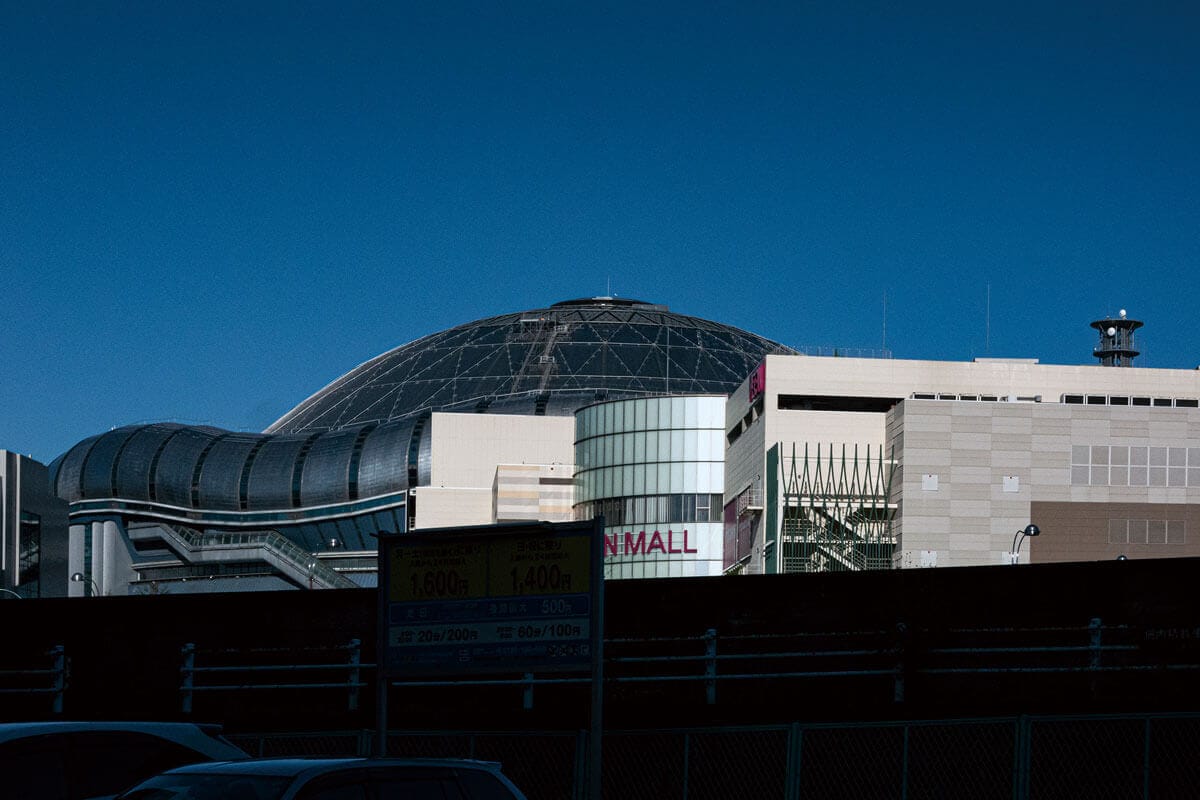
[1009,524,1041,564]
[71,572,102,597]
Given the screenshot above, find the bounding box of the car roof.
[167,757,504,779]
[0,721,224,742]
[0,721,246,759]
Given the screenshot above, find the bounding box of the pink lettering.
[684,529,697,554]
[600,529,701,558]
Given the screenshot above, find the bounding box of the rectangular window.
[1109,396,1130,406]
[1132,396,1151,406]
[18,512,41,598]
[681,494,696,523]
[1167,520,1187,545]
[1176,398,1199,408]
[1145,520,1164,545]
[1108,519,1127,544]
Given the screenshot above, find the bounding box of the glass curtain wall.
[574,396,726,579]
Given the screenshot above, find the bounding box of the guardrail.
[10,620,1193,717]
[180,640,367,714]
[0,645,67,714]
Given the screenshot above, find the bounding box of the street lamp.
[71,572,102,597]
[1009,524,1041,564]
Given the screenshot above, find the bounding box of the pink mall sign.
[748,361,766,402]
[604,529,698,557]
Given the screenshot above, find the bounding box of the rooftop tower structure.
[1090,309,1143,367]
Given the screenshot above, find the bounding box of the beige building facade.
[412,413,576,530]
[726,354,1200,573]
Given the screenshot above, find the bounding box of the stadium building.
[48,298,793,594]
[16,300,1200,597]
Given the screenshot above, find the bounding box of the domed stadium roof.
[268,297,796,434]
[53,298,794,519]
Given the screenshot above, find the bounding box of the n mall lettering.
[604,529,697,557]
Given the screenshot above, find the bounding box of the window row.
[1063,395,1199,408]
[575,429,725,469]
[1108,519,1186,545]
[576,493,724,526]
[576,396,725,439]
[1071,446,1200,488]
[575,462,724,502]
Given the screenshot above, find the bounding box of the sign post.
[375,520,604,793]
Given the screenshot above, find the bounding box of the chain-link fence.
[229,712,1200,799]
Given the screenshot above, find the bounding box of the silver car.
[115,757,530,800]
[0,721,248,800]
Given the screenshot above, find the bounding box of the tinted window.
[457,770,521,800]
[67,731,213,799]
[0,738,69,800]
[295,779,370,800]
[0,731,213,800]
[374,778,462,800]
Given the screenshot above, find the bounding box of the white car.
[115,757,530,800]
[0,721,248,800]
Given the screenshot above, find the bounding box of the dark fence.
[226,714,1200,800]
[6,557,1200,729]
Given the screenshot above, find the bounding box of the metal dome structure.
[268,296,796,434]
[54,298,794,518]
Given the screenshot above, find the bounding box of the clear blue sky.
[3,2,1198,463]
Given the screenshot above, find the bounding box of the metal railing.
[0,645,66,714]
[161,524,357,589]
[171,619,1200,714]
[180,640,367,714]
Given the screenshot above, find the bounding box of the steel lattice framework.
[269,297,796,434]
[778,442,897,573]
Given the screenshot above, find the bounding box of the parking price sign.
[378,520,603,677]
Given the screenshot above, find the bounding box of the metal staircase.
[129,524,358,589]
[778,443,897,573]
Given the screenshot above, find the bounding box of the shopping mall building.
[5,301,1199,597]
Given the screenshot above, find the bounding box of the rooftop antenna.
[986,283,991,355]
[881,292,887,352]
[1090,308,1142,367]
